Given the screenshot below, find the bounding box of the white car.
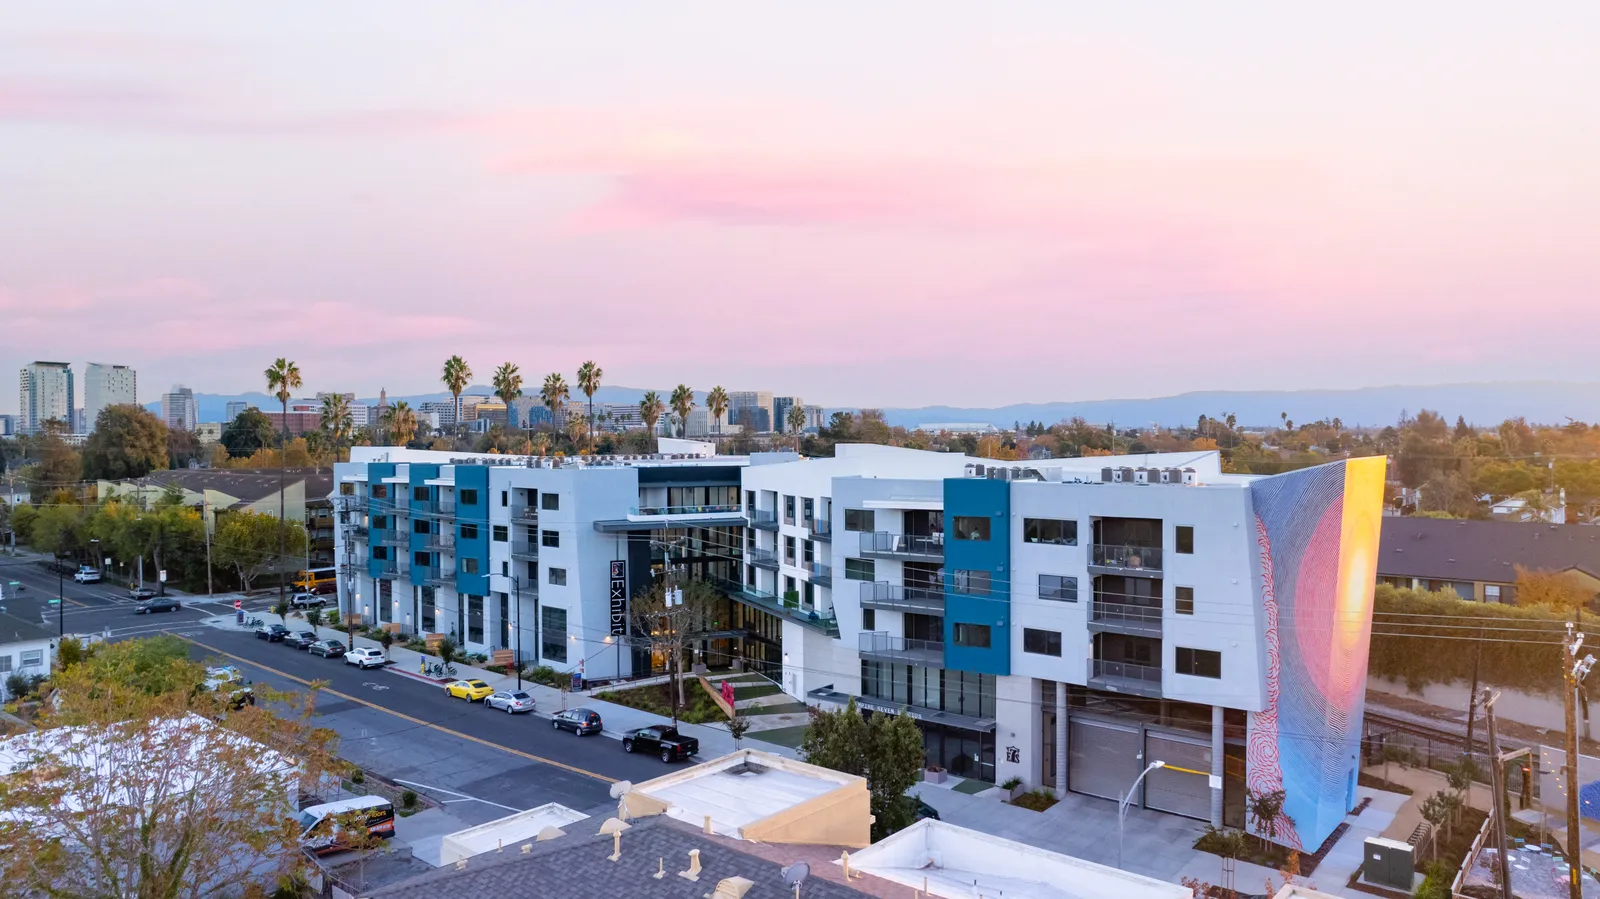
[72,569,102,583]
[344,647,387,669]
[290,592,327,609]
[485,690,536,714]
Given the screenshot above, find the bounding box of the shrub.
[1370,584,1568,695]
[349,768,365,785]
[1000,776,1023,791]
[4,673,32,701]
[523,665,567,689]
[401,790,417,809]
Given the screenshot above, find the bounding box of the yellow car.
[446,679,495,702]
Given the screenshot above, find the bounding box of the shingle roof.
[1377,517,1600,584]
[370,816,880,899]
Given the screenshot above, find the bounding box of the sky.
[2,2,1598,413]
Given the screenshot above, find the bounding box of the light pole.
[509,574,523,689]
[1118,760,1165,870]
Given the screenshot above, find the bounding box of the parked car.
[344,647,386,669]
[289,631,319,649]
[914,797,941,821]
[290,592,326,609]
[622,724,700,763]
[255,623,291,642]
[485,690,536,714]
[552,707,603,736]
[128,587,158,601]
[308,639,346,658]
[445,679,494,702]
[72,568,102,583]
[134,596,181,614]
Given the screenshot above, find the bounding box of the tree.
[265,358,302,614]
[725,713,752,750]
[492,362,524,434]
[540,373,569,437]
[577,361,602,450]
[670,384,695,438]
[304,607,324,630]
[220,408,276,459]
[628,580,720,718]
[26,420,82,493]
[1246,787,1290,850]
[167,427,203,470]
[441,355,472,432]
[29,502,92,561]
[1515,566,1590,619]
[801,698,926,840]
[214,510,307,594]
[786,403,806,449]
[81,404,170,480]
[435,636,457,668]
[706,386,729,437]
[320,393,353,462]
[1454,415,1474,441]
[639,391,666,447]
[383,401,417,446]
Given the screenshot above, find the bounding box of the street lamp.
[507,574,524,688]
[1118,760,1166,870]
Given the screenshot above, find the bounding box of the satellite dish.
[781,862,810,891]
[610,781,633,799]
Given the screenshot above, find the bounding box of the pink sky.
[2,3,1597,410]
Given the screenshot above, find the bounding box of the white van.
[297,795,396,854]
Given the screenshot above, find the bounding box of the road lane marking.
[170,633,616,784]
[391,779,523,813]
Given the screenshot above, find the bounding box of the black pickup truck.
[622,725,700,763]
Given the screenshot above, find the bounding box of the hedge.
[1368,585,1570,696]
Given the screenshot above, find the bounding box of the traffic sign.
[48,598,60,605]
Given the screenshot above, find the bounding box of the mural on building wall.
[1245,456,1385,849]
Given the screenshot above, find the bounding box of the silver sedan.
[485,690,537,714]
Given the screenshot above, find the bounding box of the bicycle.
[428,663,457,678]
[244,616,264,628]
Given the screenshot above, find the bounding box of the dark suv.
[552,708,603,736]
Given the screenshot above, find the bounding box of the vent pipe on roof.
[598,817,630,862]
[679,848,702,881]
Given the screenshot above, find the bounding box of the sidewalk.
[207,609,797,762]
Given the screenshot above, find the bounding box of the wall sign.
[609,559,627,635]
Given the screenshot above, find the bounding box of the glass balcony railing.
[858,632,944,664]
[1089,659,1162,685]
[859,581,945,613]
[808,562,832,586]
[1090,544,1163,572]
[510,540,540,562]
[748,547,779,570]
[424,567,453,588]
[511,504,539,524]
[805,516,833,541]
[859,532,944,559]
[748,508,779,530]
[423,532,455,552]
[1091,594,1163,625]
[632,503,742,517]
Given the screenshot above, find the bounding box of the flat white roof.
[439,802,589,864]
[642,765,835,831]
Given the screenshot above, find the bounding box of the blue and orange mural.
[1246,457,1385,849]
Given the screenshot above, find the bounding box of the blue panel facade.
[454,464,491,598]
[407,463,440,585]
[942,478,1011,676]
[366,462,397,580]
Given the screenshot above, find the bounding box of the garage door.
[1143,731,1213,820]
[1068,718,1142,802]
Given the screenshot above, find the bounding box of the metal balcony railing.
[1091,594,1163,625]
[510,540,540,562]
[805,516,833,541]
[371,560,398,578]
[808,562,832,586]
[434,500,457,517]
[424,567,454,588]
[859,581,944,613]
[858,531,944,560]
[748,508,778,530]
[377,531,409,548]
[1089,659,1162,685]
[1090,544,1163,572]
[423,532,455,552]
[858,632,944,665]
[343,524,369,542]
[511,504,539,524]
[749,547,779,570]
[632,503,742,517]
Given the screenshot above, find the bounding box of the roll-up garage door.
[1143,730,1213,820]
[1067,718,1142,801]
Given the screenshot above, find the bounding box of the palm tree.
[786,403,806,450]
[264,357,302,616]
[577,361,603,450]
[706,386,729,437]
[639,391,666,449]
[319,393,353,462]
[540,373,570,440]
[441,355,472,433]
[491,362,524,436]
[384,401,418,447]
[670,384,695,439]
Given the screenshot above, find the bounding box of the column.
[1210,704,1225,828]
[1055,681,1068,798]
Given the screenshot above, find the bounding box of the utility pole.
[203,496,214,596]
[1483,690,1512,899]
[1564,623,1594,899]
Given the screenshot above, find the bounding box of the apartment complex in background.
[728,390,774,433]
[18,361,74,435]
[162,385,198,432]
[683,407,734,438]
[262,399,321,436]
[772,395,802,433]
[82,363,137,431]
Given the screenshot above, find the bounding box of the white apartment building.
[738,447,1385,851]
[418,401,456,430]
[83,363,137,431]
[162,385,198,432]
[683,407,733,438]
[18,361,74,435]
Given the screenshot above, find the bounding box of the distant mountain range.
[157,381,1598,430]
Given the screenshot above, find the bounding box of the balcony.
[371,559,398,578]
[1089,594,1164,637]
[748,508,779,531]
[423,531,455,552]
[859,632,944,666]
[424,567,454,588]
[805,516,833,542]
[343,524,368,542]
[859,581,944,614]
[377,531,409,548]
[511,504,539,525]
[1089,544,1163,576]
[710,575,839,637]
[749,547,780,571]
[434,500,457,517]
[859,532,944,561]
[511,540,540,562]
[633,503,741,517]
[1088,659,1163,698]
[808,562,832,587]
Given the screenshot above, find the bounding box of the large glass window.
[467,595,483,643]
[413,551,429,567]
[783,536,796,565]
[1023,628,1062,656]
[372,485,388,498]
[784,495,796,524]
[542,529,560,548]
[499,593,509,647]
[460,557,479,575]
[1023,518,1077,545]
[460,488,479,506]
[1040,574,1077,602]
[844,509,875,532]
[952,570,991,595]
[542,492,560,511]
[953,517,990,541]
[413,518,429,534]
[541,606,567,662]
[1176,526,1195,554]
[844,558,875,581]
[1176,647,1221,678]
[549,567,567,586]
[953,623,991,648]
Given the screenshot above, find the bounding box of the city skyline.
[3,3,1597,411]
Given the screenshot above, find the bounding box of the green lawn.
[594,682,727,725]
[748,725,810,749]
[733,683,783,700]
[749,700,808,716]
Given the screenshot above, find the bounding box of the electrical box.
[1363,837,1416,890]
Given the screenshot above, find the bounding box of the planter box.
[1005,784,1025,801]
[925,768,948,785]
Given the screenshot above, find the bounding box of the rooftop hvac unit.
[973,463,986,477]
[1163,467,1182,484]
[1361,837,1415,890]
[1133,468,1150,485]
[1182,468,1197,485]
[1101,467,1114,483]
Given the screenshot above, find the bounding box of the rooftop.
[104,467,334,507]
[1377,516,1600,582]
[348,439,745,471]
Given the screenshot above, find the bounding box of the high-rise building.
[0,414,14,437]
[82,363,137,431]
[772,396,803,433]
[727,391,774,433]
[19,362,74,435]
[162,385,198,432]
[225,400,251,422]
[803,405,826,431]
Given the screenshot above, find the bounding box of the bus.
[294,567,337,595]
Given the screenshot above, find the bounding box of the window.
[461,558,480,575]
[784,536,796,565]
[803,497,814,522]
[467,595,483,643]
[953,516,990,541]
[952,570,991,595]
[340,482,355,496]
[784,495,796,524]
[1176,586,1194,615]
[421,587,436,632]
[1039,574,1077,602]
[1176,647,1221,678]
[845,558,876,581]
[460,488,479,506]
[803,540,814,564]
[1176,526,1194,554]
[549,567,567,586]
[844,509,875,532]
[1023,518,1077,546]
[953,623,992,649]
[457,523,477,540]
[372,546,388,560]
[541,606,567,662]
[803,581,815,607]
[541,529,560,548]
[372,485,388,498]
[373,516,387,530]
[501,490,508,507]
[413,486,429,502]
[1486,585,1503,603]
[862,609,876,631]
[1023,628,1062,657]
[502,561,508,576]
[0,655,12,673]
[784,576,796,597]
[542,492,560,511]
[493,525,508,542]
[413,519,429,534]
[413,551,429,567]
